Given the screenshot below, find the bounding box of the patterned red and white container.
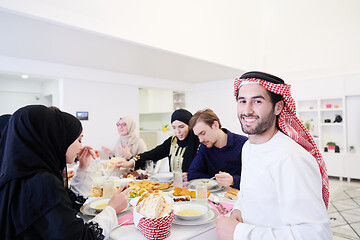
[134,209,174,240]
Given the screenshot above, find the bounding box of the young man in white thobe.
[215,72,332,240]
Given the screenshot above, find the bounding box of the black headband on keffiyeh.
[234,71,329,209]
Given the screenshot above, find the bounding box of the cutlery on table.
[114,217,134,230]
[209,195,229,215]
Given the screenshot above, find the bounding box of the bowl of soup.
[173,203,208,220]
[89,198,110,211]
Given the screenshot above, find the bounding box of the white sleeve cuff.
[70,167,94,197]
[91,206,118,239]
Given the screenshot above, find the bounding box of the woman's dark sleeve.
[134,137,172,169]
[31,201,105,240]
[67,188,87,212]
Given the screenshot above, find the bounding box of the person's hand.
[215,216,239,240]
[215,171,233,188]
[230,209,243,222]
[116,144,132,159]
[78,146,96,170]
[115,158,135,169]
[108,185,130,214]
[101,146,113,157]
[182,172,188,182]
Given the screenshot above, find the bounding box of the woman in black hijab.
[116,109,200,181]
[0,114,11,139]
[0,105,129,240]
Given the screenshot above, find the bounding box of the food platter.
[172,207,219,225]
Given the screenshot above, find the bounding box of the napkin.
[209,200,233,215]
[117,213,134,226]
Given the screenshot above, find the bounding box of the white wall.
[187,78,244,135]
[60,78,139,152]
[0,78,49,114]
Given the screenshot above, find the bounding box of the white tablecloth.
[109,220,218,240]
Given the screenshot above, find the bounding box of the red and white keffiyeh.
[234,77,329,209]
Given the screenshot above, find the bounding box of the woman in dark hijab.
[0,114,11,139]
[116,109,200,181]
[0,105,129,240]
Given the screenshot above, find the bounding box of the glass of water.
[103,179,114,198]
[145,160,154,175]
[173,170,183,188]
[196,182,207,200]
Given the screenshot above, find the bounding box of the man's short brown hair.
[189,109,222,130]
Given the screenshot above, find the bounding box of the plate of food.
[123,170,149,180]
[80,198,130,216]
[128,179,173,192]
[172,206,219,225]
[187,179,218,190]
[173,203,208,220]
[89,198,111,211]
[216,187,239,203]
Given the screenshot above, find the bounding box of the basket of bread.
[133,192,174,240]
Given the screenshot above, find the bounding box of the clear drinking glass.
[145,160,154,175]
[196,182,207,200]
[173,170,183,188]
[103,179,114,198]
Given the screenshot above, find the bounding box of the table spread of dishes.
[68,158,239,240]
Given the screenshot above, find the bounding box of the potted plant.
[304,119,314,132]
[350,146,355,153]
[162,124,169,133]
[326,142,336,150]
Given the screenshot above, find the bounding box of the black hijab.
[0,105,82,239]
[171,109,200,171]
[0,114,11,139]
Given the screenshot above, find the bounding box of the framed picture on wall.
[76,111,89,120]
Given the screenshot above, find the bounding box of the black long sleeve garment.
[134,132,199,172]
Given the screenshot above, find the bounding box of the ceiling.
[0,10,244,83]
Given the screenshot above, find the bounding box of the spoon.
[202,176,216,184]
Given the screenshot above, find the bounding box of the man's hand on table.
[215,171,233,188]
[215,209,243,240]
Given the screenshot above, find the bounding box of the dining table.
[80,193,232,240]
[77,168,235,240]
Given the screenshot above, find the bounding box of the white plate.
[89,198,111,211]
[172,207,219,225]
[130,195,173,206]
[215,192,237,204]
[80,199,129,216]
[186,179,222,191]
[115,177,134,186]
[151,172,174,182]
[173,203,208,220]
